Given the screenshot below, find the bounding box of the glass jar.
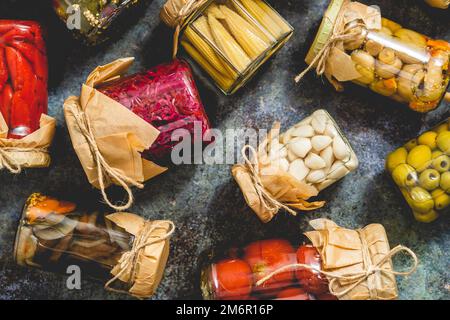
[305,0,450,113]
[15,193,133,279]
[166,0,293,94]
[270,109,358,193]
[0,20,48,139]
[424,0,449,9]
[52,0,141,44]
[98,59,211,162]
[386,118,450,223]
[200,238,335,300]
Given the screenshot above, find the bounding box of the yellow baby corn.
[184,25,234,79]
[253,0,292,35]
[192,16,238,78]
[206,3,226,19]
[239,0,283,38]
[181,40,233,91]
[219,5,269,59]
[208,14,251,72]
[229,0,274,43]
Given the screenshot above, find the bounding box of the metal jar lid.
[305,0,346,66]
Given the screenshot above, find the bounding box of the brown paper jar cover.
[14,193,174,299]
[0,113,56,171]
[63,58,168,210]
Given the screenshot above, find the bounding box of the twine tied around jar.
[294,3,366,84]
[0,146,48,174]
[255,244,418,299]
[104,220,175,299]
[160,0,208,58]
[240,144,298,218]
[65,102,144,211]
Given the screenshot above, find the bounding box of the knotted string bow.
[66,102,144,211]
[104,220,175,299]
[256,244,418,299]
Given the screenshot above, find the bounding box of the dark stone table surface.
[0,0,449,300]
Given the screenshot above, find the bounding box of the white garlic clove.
[320,146,334,169]
[296,116,312,126]
[287,149,299,162]
[278,157,290,172]
[317,179,336,191]
[311,115,327,134]
[344,152,359,171]
[306,169,326,183]
[304,153,326,170]
[324,124,338,138]
[288,159,310,182]
[328,161,350,180]
[333,136,350,161]
[288,137,312,158]
[281,128,294,145]
[311,135,332,152]
[291,125,315,138]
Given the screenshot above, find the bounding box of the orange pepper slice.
[383,78,397,90]
[26,197,76,223]
[427,39,450,52]
[409,100,439,113]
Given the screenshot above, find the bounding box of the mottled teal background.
[0,0,448,300]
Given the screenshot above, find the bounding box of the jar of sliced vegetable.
[15,193,174,298]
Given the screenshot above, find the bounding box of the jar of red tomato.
[200,239,332,300]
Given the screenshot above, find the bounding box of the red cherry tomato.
[295,245,329,295]
[243,239,296,294]
[276,287,311,300]
[212,258,253,300]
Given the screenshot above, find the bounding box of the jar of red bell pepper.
[200,238,334,300]
[98,59,211,161]
[0,20,48,139]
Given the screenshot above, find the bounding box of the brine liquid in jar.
[15,193,134,280]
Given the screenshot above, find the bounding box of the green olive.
[432,155,450,173]
[419,169,440,190]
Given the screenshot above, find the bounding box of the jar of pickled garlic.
[15,193,174,298]
[97,59,211,161]
[160,0,294,94]
[232,109,358,223]
[386,118,450,223]
[0,20,48,138]
[425,0,449,9]
[200,239,334,300]
[52,0,141,44]
[301,0,450,113]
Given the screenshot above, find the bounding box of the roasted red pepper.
[0,20,48,139]
[98,59,211,161]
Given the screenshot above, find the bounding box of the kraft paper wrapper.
[63,57,167,190]
[309,1,382,86]
[232,123,323,223]
[160,0,208,28]
[106,213,172,298]
[0,113,56,170]
[304,218,398,300]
